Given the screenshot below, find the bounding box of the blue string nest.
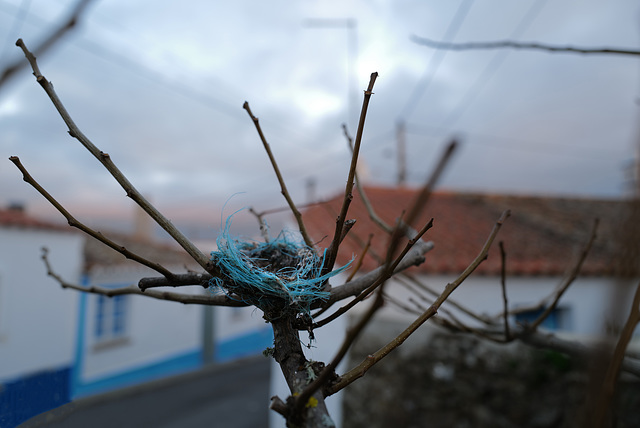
[209,213,349,319]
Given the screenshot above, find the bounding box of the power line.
[0,0,31,63]
[0,3,312,141]
[73,37,243,120]
[440,0,550,128]
[403,121,623,161]
[398,0,474,120]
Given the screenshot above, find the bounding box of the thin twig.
[0,0,94,88]
[499,241,510,340]
[316,139,457,324]
[399,273,494,325]
[342,123,392,233]
[313,218,434,329]
[345,233,373,282]
[410,35,640,57]
[327,209,510,395]
[322,72,378,275]
[248,207,270,242]
[529,218,599,330]
[242,101,313,248]
[15,39,212,272]
[404,140,457,228]
[296,216,433,409]
[591,279,640,426]
[248,199,330,218]
[41,248,243,306]
[325,239,433,306]
[10,156,176,279]
[309,233,372,321]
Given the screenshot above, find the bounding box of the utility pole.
[396,120,407,186]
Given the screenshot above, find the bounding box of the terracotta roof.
[301,186,626,277]
[0,208,71,232]
[83,233,200,271]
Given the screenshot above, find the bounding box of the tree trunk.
[271,317,335,428]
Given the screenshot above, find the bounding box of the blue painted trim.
[70,275,89,399]
[73,349,202,398]
[215,327,273,362]
[0,366,71,427]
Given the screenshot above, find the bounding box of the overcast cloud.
[1,0,638,235]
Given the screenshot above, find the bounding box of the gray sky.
[1,0,639,235]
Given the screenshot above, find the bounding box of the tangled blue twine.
[209,213,349,318]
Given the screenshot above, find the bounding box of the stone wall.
[342,319,639,428]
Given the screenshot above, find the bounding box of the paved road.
[20,357,271,428]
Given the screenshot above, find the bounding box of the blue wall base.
[0,367,71,428]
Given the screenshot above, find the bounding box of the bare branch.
[10,156,177,279]
[243,101,314,248]
[269,396,288,417]
[314,219,434,329]
[591,279,640,425]
[0,0,94,88]
[404,140,457,228]
[342,123,392,233]
[529,218,599,330]
[345,233,373,282]
[399,273,494,326]
[41,248,244,306]
[499,241,510,340]
[328,209,510,395]
[14,39,211,271]
[296,210,435,410]
[138,273,212,290]
[248,207,270,242]
[411,35,640,57]
[316,138,457,330]
[326,238,433,305]
[322,72,379,275]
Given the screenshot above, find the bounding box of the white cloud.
[1,0,638,230]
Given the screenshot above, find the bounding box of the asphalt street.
[19,356,271,428]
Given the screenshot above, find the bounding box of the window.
[95,294,129,342]
[515,306,571,331]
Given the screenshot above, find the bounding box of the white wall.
[214,304,268,342]
[369,274,639,337]
[268,271,638,427]
[80,265,203,382]
[0,228,84,381]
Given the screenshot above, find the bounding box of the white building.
[0,206,272,426]
[74,224,272,398]
[302,187,631,336]
[267,186,638,427]
[0,205,84,427]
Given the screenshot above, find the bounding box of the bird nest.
[209,215,348,320]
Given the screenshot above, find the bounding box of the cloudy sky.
[1,0,639,236]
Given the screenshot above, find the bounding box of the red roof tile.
[0,208,71,232]
[301,186,624,277]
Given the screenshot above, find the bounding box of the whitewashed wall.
[0,227,84,381]
[78,263,274,396]
[369,274,639,337]
[269,270,639,427]
[78,265,203,389]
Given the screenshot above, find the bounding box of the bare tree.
[10,37,640,428]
